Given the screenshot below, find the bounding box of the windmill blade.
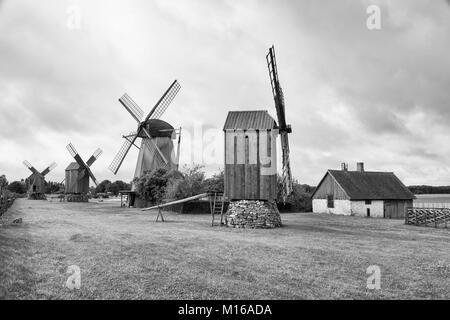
[141,126,168,165]
[86,148,103,167]
[67,143,88,169]
[143,80,181,122]
[109,133,139,175]
[23,160,39,175]
[280,133,293,198]
[41,162,57,177]
[123,131,140,150]
[78,166,98,186]
[142,137,168,169]
[86,168,99,186]
[266,46,288,130]
[119,93,144,123]
[175,127,182,170]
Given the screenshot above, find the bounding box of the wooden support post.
[156,208,165,222]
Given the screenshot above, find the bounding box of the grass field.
[0,198,449,300]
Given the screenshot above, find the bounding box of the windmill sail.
[267,46,294,202]
[41,162,57,176]
[110,80,181,177]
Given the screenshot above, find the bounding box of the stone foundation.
[225,200,282,229]
[28,193,46,200]
[65,194,89,202]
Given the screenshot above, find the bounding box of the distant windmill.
[22,160,57,200]
[266,45,294,202]
[109,80,182,183]
[64,143,102,202]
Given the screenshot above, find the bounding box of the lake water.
[414,194,450,208]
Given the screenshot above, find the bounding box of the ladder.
[210,192,225,227]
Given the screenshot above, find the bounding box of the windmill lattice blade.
[23,160,39,174]
[266,46,287,130]
[86,148,103,167]
[108,134,137,174]
[66,143,79,158]
[145,80,181,121]
[22,160,33,170]
[119,93,144,123]
[41,162,57,176]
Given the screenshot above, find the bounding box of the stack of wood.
[226,200,282,229]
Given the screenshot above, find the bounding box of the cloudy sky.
[0,0,449,186]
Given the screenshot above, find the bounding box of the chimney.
[341,163,348,171]
[357,162,365,172]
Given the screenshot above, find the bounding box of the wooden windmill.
[266,45,294,202]
[222,46,293,228]
[22,160,57,199]
[64,143,102,202]
[109,80,182,182]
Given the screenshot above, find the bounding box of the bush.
[165,165,206,200]
[134,168,183,205]
[277,176,315,212]
[7,181,27,195]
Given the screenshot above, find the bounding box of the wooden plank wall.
[224,129,277,200]
[312,173,349,200]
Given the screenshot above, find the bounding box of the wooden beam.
[142,193,209,211]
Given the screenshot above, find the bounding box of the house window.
[327,195,334,208]
[365,200,372,205]
[367,208,371,217]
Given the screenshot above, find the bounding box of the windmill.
[22,160,57,199]
[266,45,294,202]
[109,80,182,184]
[64,143,102,202]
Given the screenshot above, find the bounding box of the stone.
[225,200,282,229]
[12,218,22,224]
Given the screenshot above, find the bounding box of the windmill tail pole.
[141,193,210,211]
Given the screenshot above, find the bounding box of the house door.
[384,202,396,219]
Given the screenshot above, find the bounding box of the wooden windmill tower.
[266,45,294,202]
[64,143,102,202]
[223,46,293,228]
[109,80,182,205]
[22,161,57,200]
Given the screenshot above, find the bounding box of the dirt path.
[0,198,449,299]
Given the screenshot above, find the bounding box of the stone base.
[28,193,46,200]
[65,194,89,202]
[225,200,282,229]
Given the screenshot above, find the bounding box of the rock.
[225,200,282,229]
[12,218,22,224]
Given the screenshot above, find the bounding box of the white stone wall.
[350,200,384,218]
[313,199,352,216]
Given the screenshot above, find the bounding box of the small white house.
[311,163,415,219]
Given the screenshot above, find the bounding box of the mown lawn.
[0,198,449,300]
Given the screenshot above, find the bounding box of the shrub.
[164,165,207,201]
[134,168,183,205]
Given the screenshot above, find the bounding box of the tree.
[0,175,8,196]
[203,170,224,193]
[108,180,131,196]
[165,165,206,200]
[7,181,27,194]
[95,180,112,194]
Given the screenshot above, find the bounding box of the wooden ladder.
[210,192,225,227]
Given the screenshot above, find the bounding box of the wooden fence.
[406,207,449,229]
[0,195,15,217]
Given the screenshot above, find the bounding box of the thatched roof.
[315,170,415,200]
